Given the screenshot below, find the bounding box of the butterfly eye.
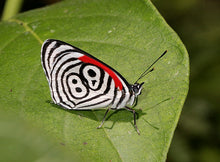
[132,82,144,96]
[133,87,139,93]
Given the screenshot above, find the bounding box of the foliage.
[0,0,189,161]
[152,0,220,161]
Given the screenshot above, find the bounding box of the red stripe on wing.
[79,55,123,90]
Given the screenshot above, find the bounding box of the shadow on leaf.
[46,100,146,123]
[45,97,170,131]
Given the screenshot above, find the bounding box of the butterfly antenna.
[135,50,167,83]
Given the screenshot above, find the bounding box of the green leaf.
[0,110,81,162]
[0,0,189,161]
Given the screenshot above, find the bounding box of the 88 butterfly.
[41,39,167,134]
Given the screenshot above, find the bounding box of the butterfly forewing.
[41,39,132,110]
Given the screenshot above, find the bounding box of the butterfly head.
[131,82,144,96]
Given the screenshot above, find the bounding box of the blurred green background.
[1,0,219,161]
[152,0,220,161]
[155,1,220,162]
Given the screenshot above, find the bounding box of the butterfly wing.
[41,39,132,110]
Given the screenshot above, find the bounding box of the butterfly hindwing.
[41,39,132,110]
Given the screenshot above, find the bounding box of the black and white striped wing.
[41,39,132,110]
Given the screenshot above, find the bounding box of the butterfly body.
[41,39,144,112]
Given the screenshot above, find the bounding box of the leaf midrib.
[9,19,43,44]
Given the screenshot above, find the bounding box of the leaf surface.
[0,0,189,161]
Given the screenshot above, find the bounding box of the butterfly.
[41,39,167,134]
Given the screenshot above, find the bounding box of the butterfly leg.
[97,107,111,129]
[125,106,140,135]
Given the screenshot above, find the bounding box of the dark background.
[1,0,219,161]
[153,0,220,161]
